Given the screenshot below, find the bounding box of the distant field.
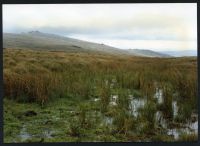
[3,48,198,142]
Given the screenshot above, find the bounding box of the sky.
[3,3,197,51]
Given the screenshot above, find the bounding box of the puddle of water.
[110,83,114,89]
[104,116,113,125]
[130,98,146,117]
[129,94,134,99]
[93,98,100,102]
[134,90,197,140]
[167,126,198,140]
[155,111,168,129]
[93,87,198,141]
[98,113,113,126]
[109,95,118,106]
[111,79,117,83]
[188,120,198,134]
[167,128,180,140]
[109,79,117,89]
[154,87,179,119]
[154,88,179,119]
[42,129,54,138]
[172,101,178,119]
[111,95,118,101]
[19,123,56,142]
[154,88,163,104]
[110,101,117,106]
[19,125,32,142]
[167,116,198,140]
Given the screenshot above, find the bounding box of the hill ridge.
[3,31,171,58]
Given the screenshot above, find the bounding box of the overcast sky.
[3,4,197,51]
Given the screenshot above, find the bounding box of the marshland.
[3,48,198,142]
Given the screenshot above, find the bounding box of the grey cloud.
[4,25,188,42]
[3,5,196,42]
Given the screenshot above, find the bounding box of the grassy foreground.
[3,48,198,142]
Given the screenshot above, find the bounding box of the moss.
[177,133,198,141]
[151,134,174,142]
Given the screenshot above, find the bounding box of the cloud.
[3,3,197,51]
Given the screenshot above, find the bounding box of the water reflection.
[110,95,118,106]
[154,88,163,104]
[172,101,178,119]
[94,88,198,140]
[167,120,198,140]
[19,125,32,142]
[130,97,146,117]
[155,111,167,129]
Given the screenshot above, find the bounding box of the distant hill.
[127,49,171,58]
[160,50,197,57]
[3,31,128,55]
[3,31,171,57]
